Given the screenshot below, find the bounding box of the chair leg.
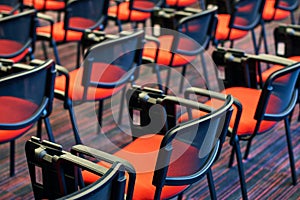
[290,12,295,25]
[10,140,15,177]
[230,40,234,48]
[76,42,81,68]
[177,193,183,200]
[207,168,217,200]
[250,29,258,55]
[97,100,104,133]
[284,117,297,185]
[164,68,172,94]
[243,138,253,160]
[118,86,127,125]
[67,104,83,144]
[154,64,164,90]
[36,119,42,139]
[116,19,123,32]
[41,40,49,60]
[179,65,187,93]
[258,22,269,55]
[233,137,248,200]
[50,38,61,65]
[228,145,235,168]
[44,117,55,142]
[200,52,210,89]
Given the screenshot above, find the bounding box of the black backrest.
[25,136,127,200]
[254,58,300,121]
[275,0,299,12]
[230,0,266,30]
[153,89,233,192]
[80,30,144,100]
[173,5,218,52]
[64,0,109,31]
[212,47,298,89]
[125,85,233,198]
[0,9,37,59]
[0,59,55,130]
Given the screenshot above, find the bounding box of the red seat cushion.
[108,1,154,21]
[260,56,300,82]
[0,5,14,12]
[23,0,65,11]
[178,87,279,136]
[37,17,96,42]
[0,39,30,62]
[55,63,127,101]
[82,134,203,199]
[166,0,198,7]
[262,0,291,21]
[143,35,197,67]
[215,14,249,41]
[0,96,37,143]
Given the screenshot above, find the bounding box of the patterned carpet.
[0,5,299,200]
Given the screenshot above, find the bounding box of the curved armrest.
[37,13,54,40]
[71,144,136,200]
[184,87,243,143]
[53,65,71,108]
[142,35,160,63]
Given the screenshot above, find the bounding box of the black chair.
[181,50,300,199]
[54,30,144,144]
[25,136,135,200]
[143,5,218,93]
[0,9,37,63]
[259,0,299,54]
[213,0,267,55]
[78,85,234,200]
[260,24,300,122]
[225,53,300,187]
[259,24,300,83]
[0,59,56,177]
[36,0,109,67]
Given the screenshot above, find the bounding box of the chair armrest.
[249,54,297,66]
[183,87,243,143]
[37,12,54,24]
[36,13,54,41]
[71,144,136,200]
[142,35,160,63]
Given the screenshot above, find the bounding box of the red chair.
[0,9,37,63]
[0,59,56,177]
[36,0,109,67]
[108,0,164,31]
[142,6,218,93]
[259,24,300,123]
[180,51,300,198]
[25,136,135,200]
[77,85,234,200]
[214,0,267,54]
[259,0,299,54]
[53,30,144,145]
[259,24,300,83]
